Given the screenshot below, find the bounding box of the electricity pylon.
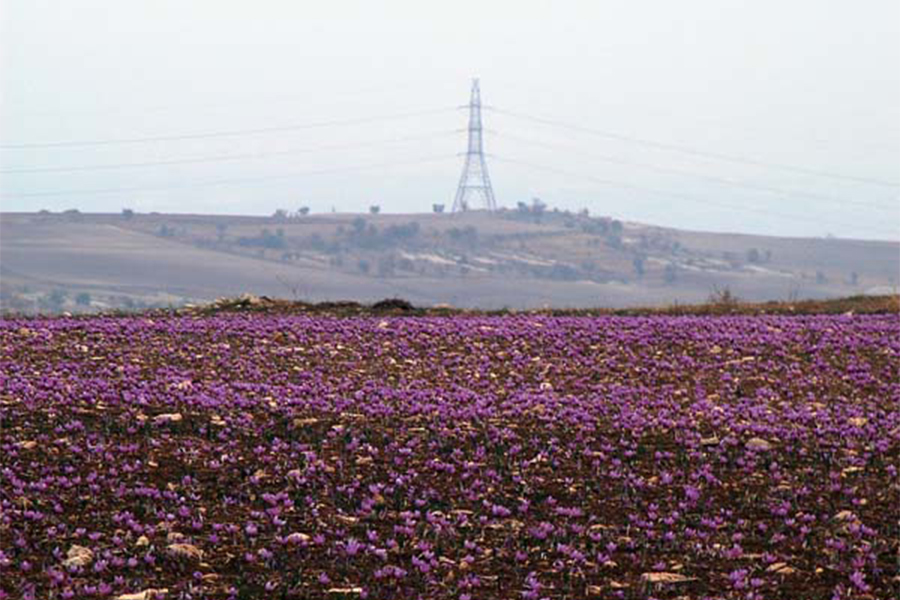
[453,78,496,212]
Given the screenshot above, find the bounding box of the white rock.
[153,413,183,424]
[285,532,311,544]
[166,543,203,561]
[746,437,772,451]
[62,545,93,568]
[640,572,698,584]
[116,589,169,600]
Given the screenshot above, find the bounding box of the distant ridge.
[1,210,897,313]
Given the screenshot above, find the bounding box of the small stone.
[153,413,183,424]
[640,572,698,584]
[285,532,310,544]
[700,436,720,447]
[834,510,856,522]
[848,417,868,427]
[335,515,358,525]
[292,418,319,428]
[166,543,203,561]
[116,589,169,600]
[746,437,772,451]
[135,535,150,547]
[16,440,37,450]
[767,562,797,575]
[62,545,93,568]
[326,588,362,596]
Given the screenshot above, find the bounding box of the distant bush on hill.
[237,228,286,249]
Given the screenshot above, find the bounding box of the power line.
[0,155,457,199]
[0,107,457,149]
[486,82,900,157]
[491,131,898,212]
[490,107,900,188]
[0,130,460,174]
[492,155,900,238]
[4,81,441,119]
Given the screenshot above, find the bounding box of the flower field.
[1,314,898,599]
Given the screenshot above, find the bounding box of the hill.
[1,209,897,312]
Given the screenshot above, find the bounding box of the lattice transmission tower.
[453,78,496,212]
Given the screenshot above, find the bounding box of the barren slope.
[1,211,896,311]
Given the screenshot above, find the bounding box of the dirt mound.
[371,298,415,312]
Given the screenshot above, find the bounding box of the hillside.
[1,209,897,312]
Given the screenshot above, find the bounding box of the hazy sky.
[1,0,898,240]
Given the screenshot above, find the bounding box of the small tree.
[121,208,135,219]
[298,206,310,216]
[709,285,738,306]
[531,198,546,222]
[369,205,380,215]
[664,264,678,284]
[746,248,760,263]
[432,204,445,214]
[47,289,67,308]
[632,255,645,278]
[75,292,92,306]
[272,208,289,221]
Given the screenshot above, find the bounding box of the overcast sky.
[1,0,898,240]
